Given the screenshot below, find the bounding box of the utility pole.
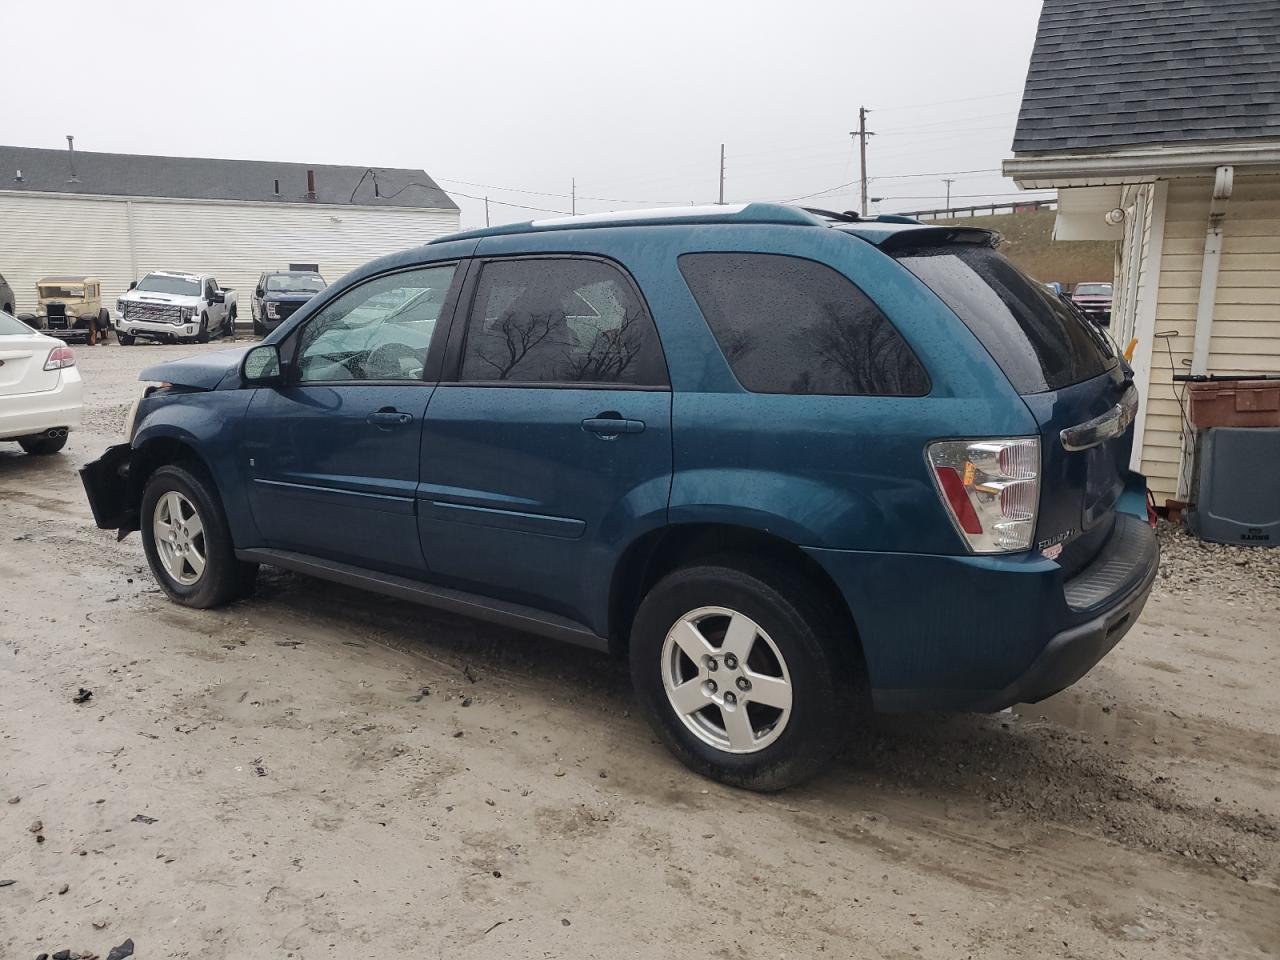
[854,107,873,217]
[718,144,725,204]
[484,196,490,227]
[571,178,576,216]
[942,177,956,212]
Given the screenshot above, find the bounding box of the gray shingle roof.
[1012,0,1280,153]
[0,145,458,210]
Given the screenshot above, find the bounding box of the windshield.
[1073,283,1112,297]
[0,309,35,335]
[136,275,201,296]
[266,273,326,293]
[895,244,1115,394]
[39,285,84,299]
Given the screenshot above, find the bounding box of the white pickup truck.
[115,271,238,345]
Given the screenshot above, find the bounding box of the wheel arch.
[608,523,863,669]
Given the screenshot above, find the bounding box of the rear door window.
[894,244,1115,394]
[459,258,668,386]
[678,252,929,396]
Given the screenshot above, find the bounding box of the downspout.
[1189,166,1233,375]
[126,199,138,280]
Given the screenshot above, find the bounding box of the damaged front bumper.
[79,442,138,537]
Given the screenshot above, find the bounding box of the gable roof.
[1012,0,1280,154]
[0,145,458,211]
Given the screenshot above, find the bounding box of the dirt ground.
[2,341,1277,960]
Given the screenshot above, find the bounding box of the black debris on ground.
[130,814,157,825]
[72,688,93,705]
[107,940,135,960]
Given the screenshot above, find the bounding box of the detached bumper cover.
[80,443,137,534]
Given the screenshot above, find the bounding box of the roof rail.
[429,202,824,243]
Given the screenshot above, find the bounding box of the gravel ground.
[1,341,1277,959]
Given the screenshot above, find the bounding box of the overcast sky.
[4,0,1046,229]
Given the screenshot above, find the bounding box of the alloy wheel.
[661,605,794,754]
[152,490,207,586]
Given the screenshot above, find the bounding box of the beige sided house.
[0,145,460,322]
[1005,0,1280,507]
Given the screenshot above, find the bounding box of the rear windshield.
[136,275,200,296]
[267,273,326,293]
[894,244,1115,394]
[1074,283,1112,297]
[0,309,33,335]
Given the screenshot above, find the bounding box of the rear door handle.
[367,409,414,427]
[582,416,645,437]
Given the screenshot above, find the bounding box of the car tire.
[253,319,265,337]
[225,306,237,338]
[629,557,855,791]
[140,463,258,608]
[197,313,210,343]
[117,331,135,346]
[2,302,11,315]
[18,433,68,455]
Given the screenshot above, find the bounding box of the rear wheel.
[629,558,854,791]
[225,306,237,338]
[140,464,257,608]
[18,433,67,455]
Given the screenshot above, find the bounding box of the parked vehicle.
[251,270,327,336]
[115,271,237,345]
[79,204,1158,789]
[0,271,13,316]
[1071,282,1113,325]
[1,308,82,455]
[1044,281,1064,296]
[27,276,112,345]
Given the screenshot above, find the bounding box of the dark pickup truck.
[251,271,327,336]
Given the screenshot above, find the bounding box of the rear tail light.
[927,438,1040,553]
[44,345,76,370]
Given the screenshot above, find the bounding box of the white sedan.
[1,309,83,455]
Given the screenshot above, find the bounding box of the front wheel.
[140,464,257,608]
[629,559,854,791]
[196,312,210,343]
[116,330,135,346]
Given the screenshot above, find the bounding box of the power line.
[435,176,682,206]
[876,110,1017,134]
[875,89,1022,111]
[445,188,572,216]
[871,167,1001,181]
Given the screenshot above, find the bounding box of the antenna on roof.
[65,135,80,184]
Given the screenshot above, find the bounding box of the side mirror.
[255,287,264,297]
[128,280,138,290]
[242,344,282,385]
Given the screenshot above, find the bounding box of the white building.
[0,144,460,319]
[1005,0,1280,507]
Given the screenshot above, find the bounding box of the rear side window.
[459,258,667,386]
[894,244,1115,394]
[678,253,929,396]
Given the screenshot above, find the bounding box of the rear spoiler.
[876,226,999,252]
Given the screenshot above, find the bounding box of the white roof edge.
[1003,141,1280,186]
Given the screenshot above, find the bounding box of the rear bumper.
[0,372,83,440]
[804,489,1159,713]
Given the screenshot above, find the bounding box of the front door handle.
[367,409,414,428]
[582,416,645,437]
